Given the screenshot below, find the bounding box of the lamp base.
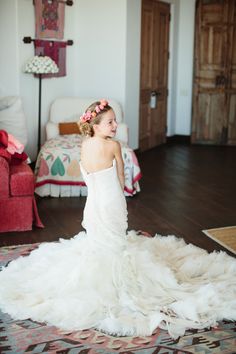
[38,74,42,154]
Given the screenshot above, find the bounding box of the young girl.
[79,99,125,190]
[0,99,235,339]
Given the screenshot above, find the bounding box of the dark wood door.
[192,0,236,145]
[228,1,236,144]
[139,0,170,151]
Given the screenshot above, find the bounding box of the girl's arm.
[113,141,125,190]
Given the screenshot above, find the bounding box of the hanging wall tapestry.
[35,0,65,39]
[34,40,67,78]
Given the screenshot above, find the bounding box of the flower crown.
[79,99,109,123]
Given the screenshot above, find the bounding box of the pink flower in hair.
[79,100,109,123]
[100,99,108,106]
[80,111,92,123]
[80,114,87,123]
[86,111,92,120]
[95,100,108,113]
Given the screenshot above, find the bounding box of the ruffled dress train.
[0,159,235,339]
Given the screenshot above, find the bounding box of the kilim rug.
[202,226,236,255]
[0,243,236,354]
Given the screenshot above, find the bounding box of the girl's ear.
[92,124,99,133]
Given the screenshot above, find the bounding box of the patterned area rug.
[0,243,236,354]
[202,226,236,255]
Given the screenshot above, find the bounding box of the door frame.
[159,0,176,138]
[139,0,176,140]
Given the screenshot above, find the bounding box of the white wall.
[0,0,79,159]
[174,0,196,135]
[74,0,127,104]
[0,0,128,160]
[125,0,141,148]
[18,0,87,159]
[0,0,19,95]
[165,0,180,137]
[0,0,196,161]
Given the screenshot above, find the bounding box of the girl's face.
[94,109,118,138]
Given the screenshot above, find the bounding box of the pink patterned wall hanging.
[35,0,65,39]
[34,40,67,78]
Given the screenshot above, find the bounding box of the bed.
[34,97,141,197]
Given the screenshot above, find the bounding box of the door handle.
[150,91,161,109]
[215,75,227,87]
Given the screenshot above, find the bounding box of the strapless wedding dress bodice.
[80,159,127,252]
[0,160,235,339]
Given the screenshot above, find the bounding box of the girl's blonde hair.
[78,100,112,137]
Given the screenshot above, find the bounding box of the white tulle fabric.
[0,160,236,339]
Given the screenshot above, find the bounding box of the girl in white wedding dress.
[0,99,235,339]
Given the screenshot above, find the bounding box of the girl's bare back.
[80,137,116,174]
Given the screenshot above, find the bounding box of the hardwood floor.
[1,143,236,257]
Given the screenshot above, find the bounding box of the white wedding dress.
[0,159,236,339]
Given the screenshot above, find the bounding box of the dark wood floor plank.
[1,144,235,257]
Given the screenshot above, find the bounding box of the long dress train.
[0,159,235,339]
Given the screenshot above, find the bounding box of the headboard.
[46,97,128,144]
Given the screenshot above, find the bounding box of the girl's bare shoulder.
[106,139,120,149]
[108,140,121,154]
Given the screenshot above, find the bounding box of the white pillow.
[0,96,18,111]
[0,96,28,146]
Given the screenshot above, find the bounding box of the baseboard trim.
[166,135,191,145]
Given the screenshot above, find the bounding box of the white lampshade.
[24,55,59,74]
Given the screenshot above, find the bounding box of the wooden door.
[192,0,236,145]
[139,0,170,151]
